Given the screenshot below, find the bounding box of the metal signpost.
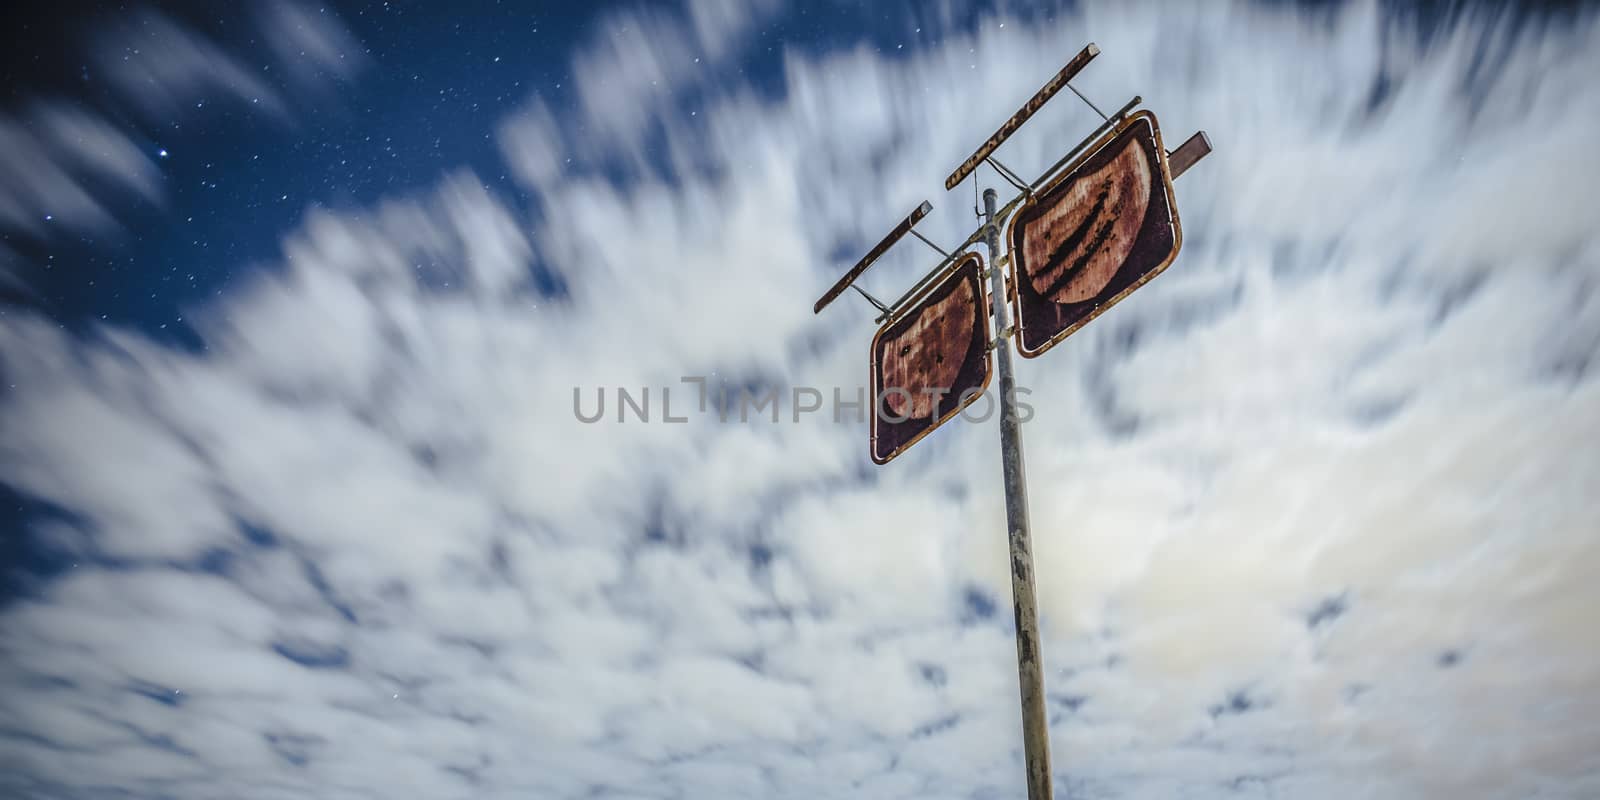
[813,42,1211,800]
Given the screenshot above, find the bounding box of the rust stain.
[878,277,977,420]
[1020,132,1151,304]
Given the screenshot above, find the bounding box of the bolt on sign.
[869,252,993,464]
[1007,110,1183,358]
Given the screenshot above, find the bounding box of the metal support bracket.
[910,228,952,260]
[851,284,890,314]
[1167,131,1213,180]
[987,157,1031,196]
[814,200,932,314]
[1067,81,1108,121]
[945,43,1100,191]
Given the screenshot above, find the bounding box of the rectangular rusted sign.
[1007,110,1182,358]
[869,252,993,464]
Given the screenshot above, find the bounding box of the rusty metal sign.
[1007,110,1182,358]
[869,252,992,464]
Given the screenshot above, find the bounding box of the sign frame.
[868,251,994,465]
[1005,109,1185,359]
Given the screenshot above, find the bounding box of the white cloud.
[0,104,161,238]
[257,0,367,91]
[2,1,1599,798]
[687,0,782,61]
[92,9,292,122]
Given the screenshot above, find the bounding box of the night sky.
[0,0,1065,342]
[4,1,593,344]
[2,0,1584,337]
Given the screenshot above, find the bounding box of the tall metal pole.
[981,187,1054,800]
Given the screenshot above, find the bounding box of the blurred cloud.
[256,0,367,92]
[570,9,701,161]
[687,0,782,61]
[3,1,1600,799]
[567,0,779,169]
[91,9,292,122]
[0,104,161,238]
[89,2,366,122]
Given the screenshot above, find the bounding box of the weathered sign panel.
[869,252,992,464]
[1007,110,1182,358]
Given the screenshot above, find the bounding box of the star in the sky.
[158,148,169,158]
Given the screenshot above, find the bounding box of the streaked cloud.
[0,104,161,238]
[91,9,292,122]
[257,0,368,92]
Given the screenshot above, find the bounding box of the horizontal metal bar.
[944,43,1100,191]
[814,200,932,314]
[1168,130,1213,179]
[1029,95,1141,193]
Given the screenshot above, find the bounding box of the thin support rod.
[851,284,889,313]
[987,157,1031,195]
[1067,82,1108,121]
[909,228,951,260]
[982,187,1053,800]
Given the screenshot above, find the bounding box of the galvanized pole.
[981,186,1054,800]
